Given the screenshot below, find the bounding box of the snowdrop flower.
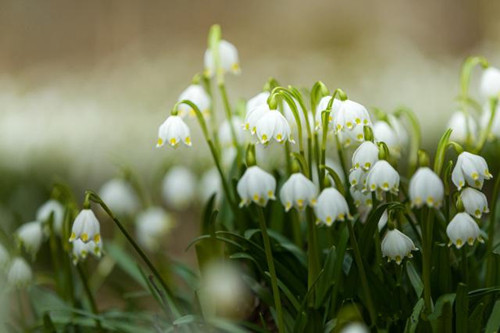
[452,152,492,190]
[349,168,367,190]
[244,103,269,134]
[378,209,388,231]
[480,66,500,99]
[314,188,350,226]
[373,121,401,155]
[246,92,270,114]
[135,207,174,252]
[387,114,408,148]
[460,187,489,219]
[204,40,240,77]
[16,221,44,256]
[446,212,483,249]
[99,178,139,216]
[255,109,294,145]
[381,229,417,264]
[222,146,237,169]
[72,239,102,264]
[177,84,211,118]
[162,167,196,210]
[366,160,400,194]
[280,173,317,211]
[69,209,101,243]
[337,124,366,147]
[237,166,276,207]
[156,115,192,148]
[219,116,246,147]
[36,200,65,233]
[314,96,342,130]
[409,167,444,208]
[7,257,32,287]
[479,103,500,140]
[352,141,379,171]
[333,99,371,133]
[340,322,369,333]
[350,187,372,208]
[0,243,10,269]
[447,111,477,142]
[199,168,222,202]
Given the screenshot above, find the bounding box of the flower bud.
[409,167,444,208]
[381,229,417,264]
[156,115,192,148]
[314,188,350,226]
[237,166,276,207]
[460,187,489,219]
[7,257,32,288]
[162,167,196,210]
[99,178,139,216]
[446,212,483,249]
[280,173,317,211]
[452,152,492,190]
[177,84,211,118]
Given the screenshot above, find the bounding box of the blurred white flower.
[36,199,65,233]
[199,168,222,203]
[135,207,173,252]
[352,141,379,171]
[409,167,444,208]
[177,84,211,118]
[244,103,269,134]
[349,168,367,190]
[99,178,139,216]
[282,97,309,131]
[255,109,294,145]
[314,187,350,226]
[156,115,192,148]
[479,103,500,140]
[222,146,237,169]
[387,114,408,148]
[366,160,400,194]
[72,239,102,265]
[237,166,276,207]
[162,167,196,210]
[333,99,371,133]
[219,116,246,147]
[446,212,483,249]
[69,209,101,244]
[460,187,489,219]
[0,243,10,269]
[340,322,369,333]
[16,221,44,256]
[447,111,477,142]
[350,187,372,208]
[7,257,32,288]
[381,229,417,264]
[204,40,240,77]
[480,66,500,99]
[452,152,492,190]
[373,121,401,155]
[280,173,317,211]
[314,96,341,130]
[246,91,270,114]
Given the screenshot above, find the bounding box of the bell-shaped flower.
[373,121,401,156]
[255,109,294,145]
[157,115,192,148]
[480,66,500,99]
[219,116,246,147]
[381,229,417,264]
[244,103,269,134]
[350,187,372,208]
[333,99,372,133]
[460,187,489,219]
[204,40,240,77]
[162,166,196,210]
[446,212,483,249]
[409,167,444,208]
[452,152,493,190]
[447,111,477,142]
[349,168,366,190]
[135,207,174,252]
[72,239,102,265]
[282,98,310,131]
[177,84,211,118]
[387,114,409,148]
[199,168,222,203]
[366,160,400,194]
[280,173,317,211]
[246,92,270,114]
[314,96,341,130]
[480,103,500,140]
[237,166,276,207]
[69,209,101,244]
[36,200,65,233]
[16,221,44,256]
[99,178,139,216]
[314,187,350,226]
[7,257,32,288]
[337,124,366,147]
[352,141,379,171]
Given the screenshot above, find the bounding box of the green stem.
[292,210,303,248]
[76,264,102,330]
[257,207,284,333]
[218,83,241,151]
[474,98,498,153]
[461,248,468,285]
[486,170,500,286]
[421,208,434,315]
[307,208,320,294]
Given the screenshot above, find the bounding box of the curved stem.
[474,98,498,153]
[486,170,500,286]
[76,264,102,330]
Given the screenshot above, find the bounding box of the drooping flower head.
[16,221,44,257]
[446,212,483,249]
[7,257,32,288]
[460,187,489,219]
[352,141,379,171]
[157,115,192,148]
[381,229,417,264]
[409,167,444,208]
[480,66,500,99]
[69,209,101,244]
[219,116,246,147]
[177,84,211,118]
[314,187,350,226]
[314,96,341,131]
[99,178,139,216]
[204,40,240,77]
[373,121,402,156]
[366,160,400,194]
[447,111,477,142]
[135,207,174,252]
[452,152,492,190]
[36,200,65,233]
[255,109,294,145]
[280,173,317,211]
[333,99,371,133]
[72,239,102,265]
[237,166,276,207]
[162,166,196,210]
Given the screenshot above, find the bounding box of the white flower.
[333,99,372,133]
[0,243,10,269]
[177,84,211,118]
[378,209,388,231]
[69,209,101,243]
[222,146,237,169]
[366,160,400,194]
[16,221,44,256]
[340,322,369,333]
[237,166,276,207]
[7,257,32,287]
[255,109,294,145]
[219,116,246,147]
[460,187,489,219]
[280,173,317,211]
[350,187,372,208]
[381,229,417,264]
[99,178,139,216]
[447,111,477,142]
[409,167,444,208]
[162,167,196,210]
[36,200,65,233]
[373,121,401,155]
[199,168,222,203]
[352,141,379,171]
[452,152,493,190]
[156,115,192,148]
[314,96,341,130]
[337,124,366,147]
[135,207,174,252]
[244,103,269,134]
[72,239,102,265]
[387,114,408,148]
[314,188,350,226]
[480,66,500,99]
[479,103,500,140]
[349,168,367,190]
[446,212,483,249]
[246,92,270,114]
[204,40,240,77]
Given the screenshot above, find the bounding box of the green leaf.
[468,302,485,333]
[404,298,424,333]
[485,300,500,333]
[406,262,423,298]
[106,241,146,288]
[455,283,468,333]
[428,293,455,321]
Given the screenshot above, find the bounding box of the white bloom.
[99,178,139,216]
[255,109,294,145]
[222,146,237,169]
[246,92,270,114]
[446,212,483,249]
[156,115,192,148]
[177,84,211,118]
[7,257,32,287]
[280,173,317,211]
[162,167,196,210]
[480,66,500,99]
[314,188,350,226]
[337,124,366,147]
[237,166,276,207]
[333,99,372,133]
[219,116,246,147]
[204,40,240,77]
[409,167,444,208]
[460,187,489,219]
[72,239,102,265]
[452,152,492,190]
[350,187,372,208]
[16,221,44,256]
[199,168,222,202]
[349,168,366,190]
[447,111,477,142]
[36,200,65,233]
[381,229,417,264]
[244,103,269,134]
[366,160,400,194]
[378,209,388,231]
[314,96,341,130]
[136,207,173,251]
[69,209,101,243]
[479,103,500,140]
[373,121,401,155]
[340,322,369,333]
[0,243,10,268]
[352,141,379,171]
[387,114,408,148]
